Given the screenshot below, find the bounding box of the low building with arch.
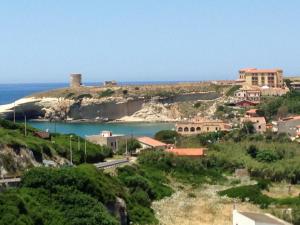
[175,117,231,135]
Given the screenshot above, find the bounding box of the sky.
[1,0,300,83]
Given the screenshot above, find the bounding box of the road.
[93,158,129,169]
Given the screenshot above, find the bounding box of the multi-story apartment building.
[238,68,283,88]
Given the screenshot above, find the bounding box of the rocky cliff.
[0,83,225,122]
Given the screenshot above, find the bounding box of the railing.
[94,159,129,169]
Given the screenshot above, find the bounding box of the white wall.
[233,210,255,225]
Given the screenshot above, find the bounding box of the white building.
[233,210,292,225]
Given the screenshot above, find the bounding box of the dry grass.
[152,183,263,225]
[262,183,300,198]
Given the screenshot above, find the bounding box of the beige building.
[238,68,283,88]
[241,117,266,133]
[234,86,261,102]
[176,117,230,135]
[86,131,125,152]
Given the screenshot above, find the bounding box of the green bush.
[98,89,115,98]
[154,130,179,144]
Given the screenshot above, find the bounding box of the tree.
[117,138,141,155]
[247,145,258,158]
[241,121,255,134]
[154,130,179,144]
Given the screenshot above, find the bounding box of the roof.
[241,116,266,124]
[34,131,50,139]
[239,212,290,225]
[246,109,258,114]
[166,148,206,156]
[137,137,167,148]
[240,68,282,73]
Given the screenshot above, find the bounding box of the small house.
[137,137,167,150]
[240,117,266,133]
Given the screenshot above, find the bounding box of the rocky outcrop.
[0,91,222,122]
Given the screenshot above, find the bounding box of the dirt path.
[152,184,263,225]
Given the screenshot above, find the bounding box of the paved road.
[94,159,129,169]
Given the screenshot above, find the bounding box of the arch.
[177,127,183,132]
[184,127,189,132]
[196,127,201,131]
[190,127,195,132]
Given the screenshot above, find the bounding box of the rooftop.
[137,137,167,147]
[239,211,291,225]
[241,116,266,124]
[240,68,282,73]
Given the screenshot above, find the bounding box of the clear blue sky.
[1,0,300,83]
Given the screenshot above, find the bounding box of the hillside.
[0,119,111,177]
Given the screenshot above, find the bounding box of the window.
[190,127,195,132]
[196,127,201,131]
[207,127,209,131]
[178,127,183,132]
[184,127,189,132]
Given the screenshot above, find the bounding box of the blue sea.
[0,81,184,105]
[0,82,176,136]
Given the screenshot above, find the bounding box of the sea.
[0,82,176,137]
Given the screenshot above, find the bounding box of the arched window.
[178,127,183,132]
[190,127,195,132]
[184,127,189,132]
[196,127,201,131]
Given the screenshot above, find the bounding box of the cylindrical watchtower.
[70,74,82,88]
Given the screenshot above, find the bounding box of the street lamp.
[69,135,73,165]
[84,135,87,163]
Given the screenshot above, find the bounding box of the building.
[104,80,117,86]
[235,100,258,107]
[234,86,261,102]
[233,210,291,225]
[290,81,300,91]
[70,73,82,88]
[166,148,206,157]
[176,117,231,135]
[137,136,167,150]
[240,117,266,133]
[273,116,300,137]
[238,68,284,88]
[245,109,259,117]
[260,86,289,96]
[86,131,125,152]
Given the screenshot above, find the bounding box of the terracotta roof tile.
[137,137,167,147]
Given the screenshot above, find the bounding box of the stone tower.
[70,74,82,88]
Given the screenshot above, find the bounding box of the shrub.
[154,130,179,144]
[99,89,115,98]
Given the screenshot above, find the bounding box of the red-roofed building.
[245,109,258,117]
[166,148,206,157]
[137,137,167,150]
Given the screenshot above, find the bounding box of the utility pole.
[70,135,73,165]
[24,115,27,136]
[13,102,16,124]
[125,137,128,156]
[78,136,80,151]
[84,137,87,163]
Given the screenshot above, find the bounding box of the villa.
[86,131,125,152]
[175,117,231,135]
